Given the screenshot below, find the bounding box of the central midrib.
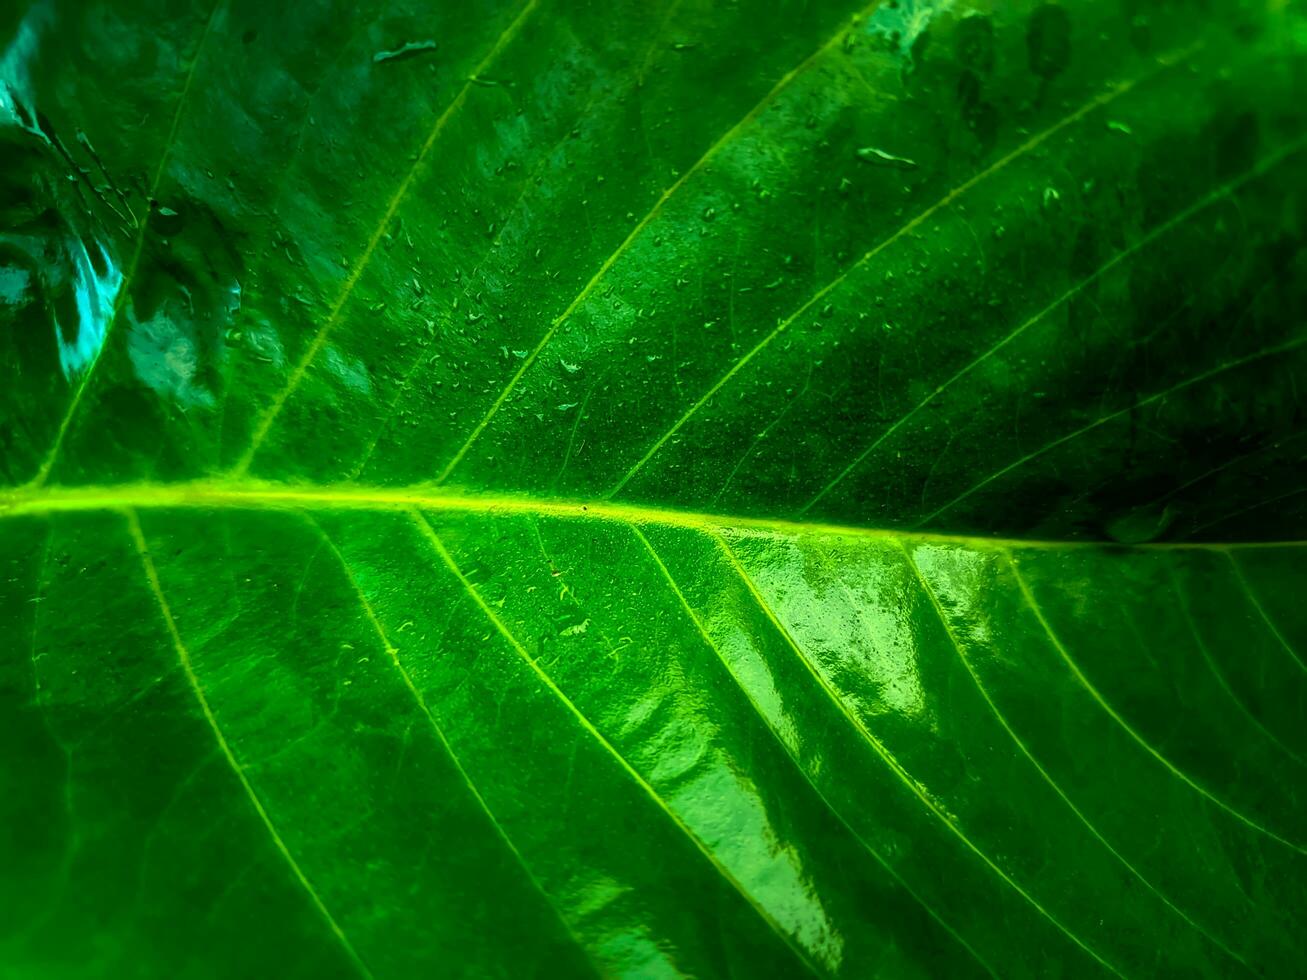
[0,479,1298,552]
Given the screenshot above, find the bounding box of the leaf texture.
[1,1,1305,977]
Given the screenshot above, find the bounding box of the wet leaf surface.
[2,1,1305,977]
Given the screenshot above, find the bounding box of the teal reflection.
[58,237,121,379]
[0,1,49,125]
[3,1,124,382]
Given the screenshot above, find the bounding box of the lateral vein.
[920,332,1307,525]
[724,536,1127,979]
[605,46,1198,499]
[232,0,540,475]
[1007,551,1307,856]
[1170,566,1307,769]
[432,0,884,485]
[124,509,374,980]
[643,527,1001,980]
[31,0,224,488]
[1226,553,1307,675]
[307,515,604,977]
[408,510,823,978]
[803,137,1305,513]
[902,543,1252,972]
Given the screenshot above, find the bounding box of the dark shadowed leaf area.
[2,1,1305,977]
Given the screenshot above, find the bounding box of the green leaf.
[2,1,1305,977]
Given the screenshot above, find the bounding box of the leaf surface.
[1,1,1305,977]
